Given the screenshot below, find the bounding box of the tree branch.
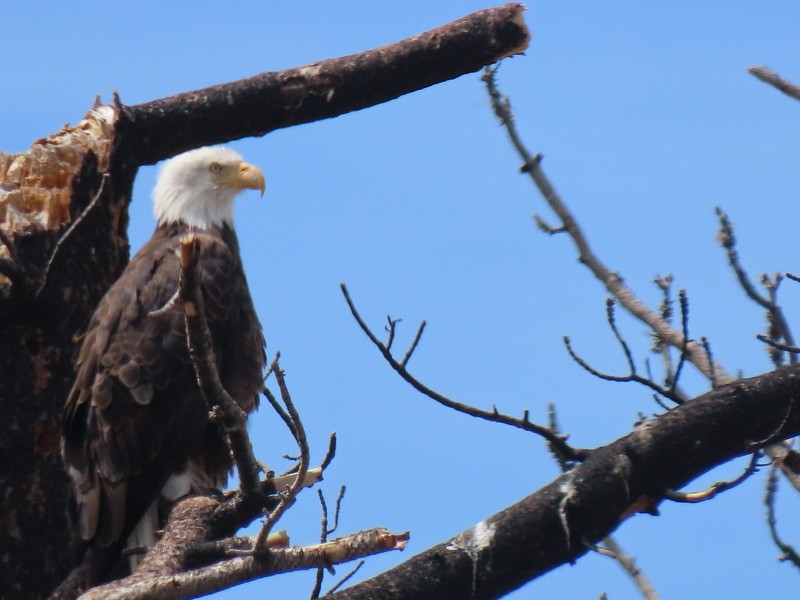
[329,365,800,600]
[482,65,731,385]
[749,66,800,102]
[121,4,530,165]
[340,283,587,462]
[83,517,408,600]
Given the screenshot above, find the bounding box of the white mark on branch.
[558,476,578,552]
[447,520,496,596]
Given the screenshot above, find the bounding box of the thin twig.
[563,336,683,405]
[254,356,310,551]
[35,173,108,297]
[320,433,338,472]
[310,490,331,598]
[311,485,347,598]
[668,290,690,394]
[757,334,800,355]
[325,560,365,595]
[592,536,661,600]
[664,452,761,503]
[400,319,426,368]
[700,337,717,389]
[716,207,796,364]
[385,316,400,352]
[764,465,800,569]
[606,299,637,375]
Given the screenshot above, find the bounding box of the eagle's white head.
[152,146,266,228]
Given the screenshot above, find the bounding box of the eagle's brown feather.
[62,220,264,579]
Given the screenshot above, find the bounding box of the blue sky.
[5,2,800,598]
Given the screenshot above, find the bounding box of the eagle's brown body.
[60,147,266,585]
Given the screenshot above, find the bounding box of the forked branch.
[340,283,587,462]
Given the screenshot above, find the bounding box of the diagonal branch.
[341,283,587,462]
[122,4,530,165]
[482,65,732,385]
[749,66,800,102]
[329,365,800,600]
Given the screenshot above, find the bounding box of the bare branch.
[563,336,683,405]
[664,452,761,503]
[716,208,796,365]
[254,356,310,551]
[122,4,531,165]
[483,65,731,384]
[83,528,409,600]
[311,486,348,598]
[341,283,587,462]
[330,366,800,600]
[749,66,800,102]
[668,290,691,394]
[606,299,637,375]
[764,466,800,569]
[594,537,661,600]
[400,319,426,368]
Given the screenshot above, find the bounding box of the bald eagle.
[61,146,266,583]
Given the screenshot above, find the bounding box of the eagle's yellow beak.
[233,163,266,197]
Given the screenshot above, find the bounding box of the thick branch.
[121,4,530,165]
[329,365,800,600]
[83,522,408,600]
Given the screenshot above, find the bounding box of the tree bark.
[0,6,529,598]
[329,366,800,599]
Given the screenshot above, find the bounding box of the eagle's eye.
[209,163,222,174]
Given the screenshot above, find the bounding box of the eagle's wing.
[61,228,259,550]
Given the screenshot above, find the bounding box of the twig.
[254,356,310,551]
[401,319,426,368]
[716,207,796,364]
[563,336,683,405]
[385,316,400,352]
[546,403,574,471]
[179,235,262,498]
[606,299,637,375]
[326,560,365,596]
[757,335,800,356]
[596,536,661,600]
[341,283,587,462]
[668,290,690,394]
[700,337,718,389]
[311,485,347,598]
[749,66,800,102]
[35,173,108,298]
[664,451,761,503]
[320,433,338,472]
[764,466,800,569]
